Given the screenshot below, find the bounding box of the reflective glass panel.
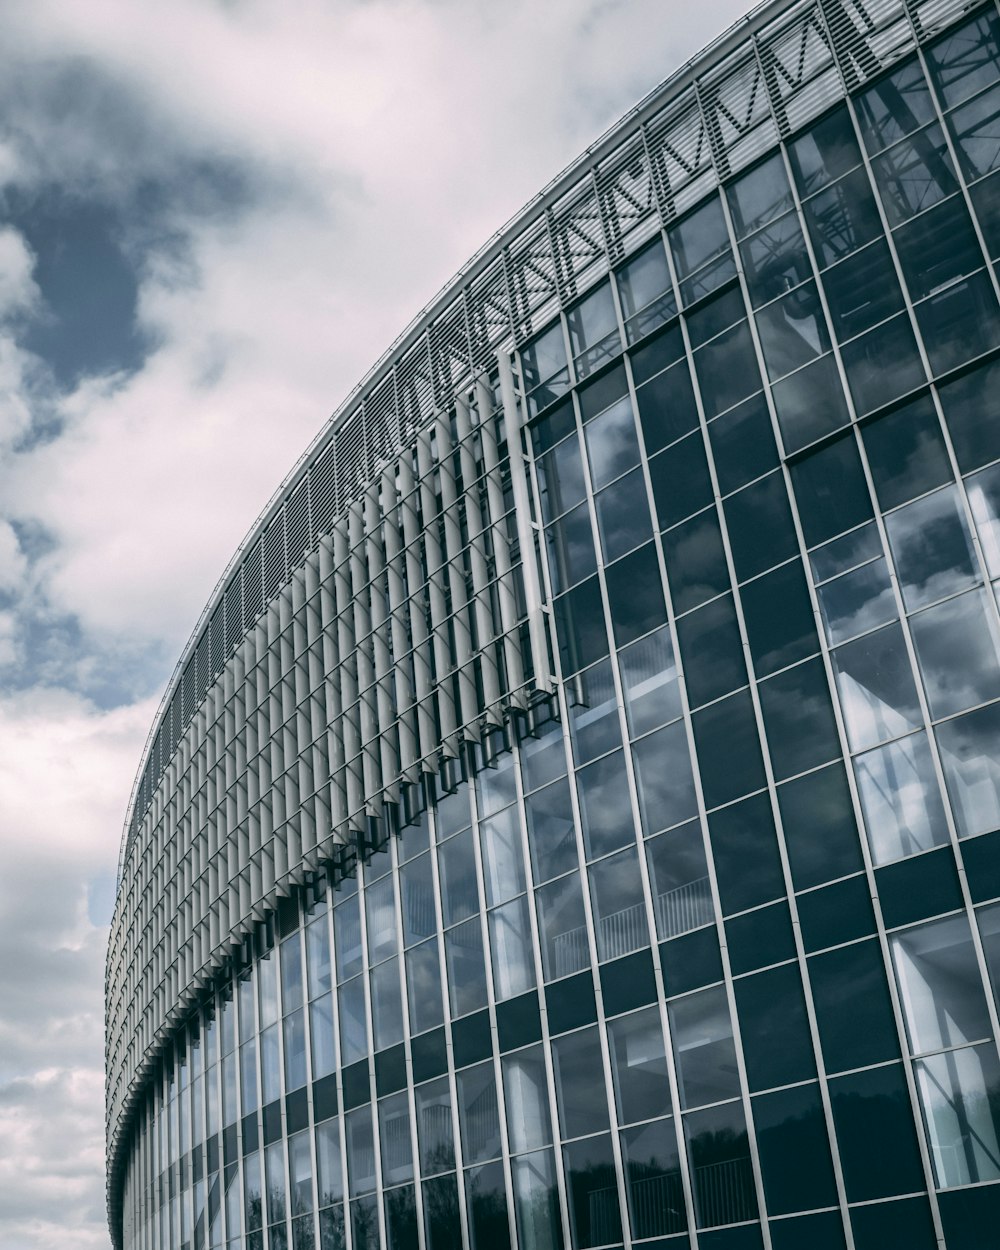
[910,587,1000,718]
[855,731,949,864]
[589,846,648,963]
[936,702,1000,838]
[885,485,979,611]
[669,985,741,1108]
[607,1007,672,1125]
[646,820,714,940]
[891,915,994,1054]
[832,622,923,750]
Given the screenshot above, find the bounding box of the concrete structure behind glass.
[106,1,1000,1247]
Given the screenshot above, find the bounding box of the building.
[106,0,1000,1247]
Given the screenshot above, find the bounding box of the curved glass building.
[107,2,1000,1248]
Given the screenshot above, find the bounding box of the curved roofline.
[115,0,808,879]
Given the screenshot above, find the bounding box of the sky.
[0,1,751,1245]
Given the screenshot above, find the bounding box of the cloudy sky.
[0,1,750,1245]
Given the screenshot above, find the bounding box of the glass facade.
[109,4,1000,1249]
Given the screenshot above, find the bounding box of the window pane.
[969,462,1000,577]
[949,81,1000,180]
[725,471,798,581]
[662,507,731,613]
[833,621,922,750]
[621,1116,686,1237]
[789,107,863,196]
[708,391,779,494]
[456,1062,501,1165]
[366,876,398,966]
[893,194,983,297]
[646,819,714,940]
[648,432,713,531]
[740,211,811,307]
[684,1101,757,1227]
[855,731,949,864]
[818,556,897,645]
[810,940,901,1072]
[445,919,487,1018]
[910,588,1000,718]
[840,313,925,415]
[936,702,1000,838]
[770,352,851,453]
[618,239,676,342]
[415,1077,454,1176]
[915,1041,1000,1187]
[595,467,654,562]
[438,830,478,928]
[552,1026,611,1140]
[708,791,785,914]
[544,502,596,594]
[512,1149,564,1250]
[576,749,635,859]
[465,1160,510,1250]
[778,762,865,890]
[857,58,936,153]
[619,625,683,737]
[729,153,794,236]
[891,915,994,1054]
[676,593,747,707]
[753,1083,838,1215]
[632,720,698,837]
[554,576,608,676]
[589,846,648,962]
[607,1007,672,1125]
[741,559,819,675]
[669,196,735,303]
[585,395,640,489]
[346,1106,376,1196]
[871,123,958,226]
[536,872,588,981]
[791,432,873,549]
[693,689,767,809]
[927,10,1000,108]
[885,485,979,611]
[862,394,952,511]
[822,240,904,340]
[525,778,578,885]
[379,1092,413,1187]
[915,269,1000,375]
[756,281,830,380]
[563,1133,622,1248]
[669,985,741,1108]
[503,1045,554,1154]
[830,1064,925,1201]
[694,320,760,417]
[606,543,667,645]
[567,282,620,378]
[735,964,816,1091]
[536,433,586,523]
[802,164,881,265]
[634,357,699,454]
[406,940,443,1036]
[489,897,536,1001]
[759,657,841,780]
